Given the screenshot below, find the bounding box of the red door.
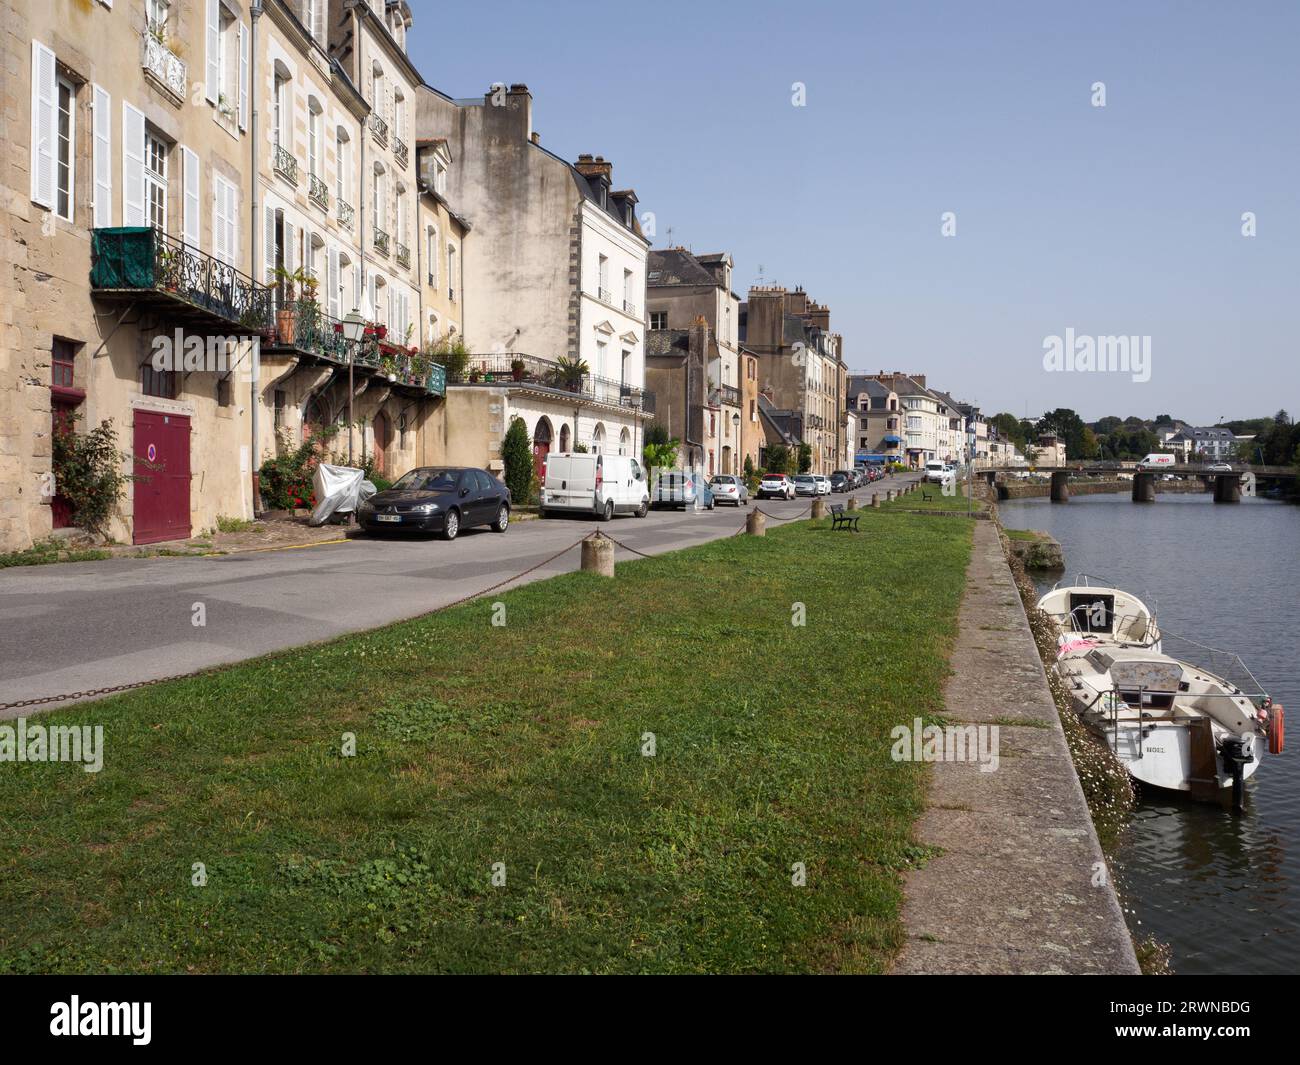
[132,411,191,544]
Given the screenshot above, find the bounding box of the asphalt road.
[0,474,916,714]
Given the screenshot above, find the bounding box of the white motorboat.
[1037,576,1283,807]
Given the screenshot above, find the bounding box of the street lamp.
[341,308,367,465]
[732,412,741,475]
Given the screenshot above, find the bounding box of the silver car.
[709,474,749,506]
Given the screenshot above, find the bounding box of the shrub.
[259,427,338,510]
[765,444,791,474]
[797,443,813,473]
[501,416,536,505]
[51,416,130,537]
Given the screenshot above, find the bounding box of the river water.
[999,492,1299,975]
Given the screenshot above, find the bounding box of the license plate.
[375,514,401,523]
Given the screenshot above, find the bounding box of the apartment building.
[847,378,904,464]
[415,83,652,477]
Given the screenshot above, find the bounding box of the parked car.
[540,452,648,520]
[830,471,851,492]
[813,475,831,495]
[1207,463,1234,472]
[757,473,795,500]
[709,474,749,506]
[923,460,949,484]
[792,474,819,496]
[652,469,715,510]
[359,467,510,541]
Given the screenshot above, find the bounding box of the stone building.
[414,83,652,478]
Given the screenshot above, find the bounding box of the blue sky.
[410,0,1299,424]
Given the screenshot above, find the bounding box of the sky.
[409,0,1299,425]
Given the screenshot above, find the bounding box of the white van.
[540,453,649,520]
[1137,453,1177,470]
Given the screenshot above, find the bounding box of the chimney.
[574,154,613,183]
[530,131,540,144]
[488,83,532,140]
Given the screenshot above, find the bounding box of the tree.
[989,412,1026,448]
[766,444,791,474]
[501,416,536,505]
[797,443,813,473]
[1036,408,1089,461]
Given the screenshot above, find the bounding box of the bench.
[921,489,934,502]
[829,503,859,531]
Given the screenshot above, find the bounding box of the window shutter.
[205,0,219,104]
[238,23,249,131]
[213,176,228,264]
[313,1,326,44]
[183,146,200,250]
[30,40,56,208]
[352,265,361,312]
[263,204,276,284]
[92,84,113,226]
[327,247,340,318]
[387,285,394,329]
[122,101,146,226]
[225,181,239,267]
[284,220,295,274]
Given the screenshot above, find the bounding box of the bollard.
[847,496,858,511]
[581,532,615,577]
[745,508,766,536]
[812,498,827,520]
[871,492,880,508]
[886,489,895,502]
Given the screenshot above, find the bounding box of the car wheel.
[492,504,510,533]
[601,499,615,522]
[441,508,460,541]
[708,500,715,510]
[635,500,648,518]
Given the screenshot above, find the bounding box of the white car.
[709,474,749,506]
[758,473,795,500]
[812,474,831,495]
[1207,463,1234,472]
[923,461,950,484]
[540,453,649,520]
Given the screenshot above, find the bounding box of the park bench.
[829,503,859,532]
[921,489,934,502]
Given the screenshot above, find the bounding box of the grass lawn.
[879,485,989,514]
[0,512,972,974]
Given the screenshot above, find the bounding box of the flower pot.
[276,308,297,345]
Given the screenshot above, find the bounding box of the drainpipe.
[249,1,263,516]
[354,20,366,468]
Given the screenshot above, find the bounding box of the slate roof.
[647,249,720,288]
[645,329,690,358]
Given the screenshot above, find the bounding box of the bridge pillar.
[1132,472,1156,503]
[983,470,997,487]
[1213,474,1241,503]
[1050,470,1070,503]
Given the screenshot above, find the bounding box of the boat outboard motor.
[1220,736,1254,813]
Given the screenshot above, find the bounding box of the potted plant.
[273,266,309,344]
[511,357,525,382]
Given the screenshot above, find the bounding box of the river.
[999,491,1299,975]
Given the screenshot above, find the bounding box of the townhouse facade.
[847,378,905,464]
[415,83,652,478]
[740,286,846,474]
[1,0,455,553]
[645,248,753,476]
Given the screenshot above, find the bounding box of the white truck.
[540,453,649,520]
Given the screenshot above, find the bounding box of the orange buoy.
[1268,704,1284,755]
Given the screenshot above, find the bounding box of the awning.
[883,434,901,443]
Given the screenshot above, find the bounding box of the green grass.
[214,516,253,534]
[0,513,972,974]
[880,486,988,514]
[1003,528,1040,542]
[0,538,111,569]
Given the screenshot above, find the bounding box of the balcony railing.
[373,227,390,256]
[623,299,639,318]
[273,144,299,184]
[141,29,186,104]
[309,174,329,210]
[337,199,354,228]
[448,353,654,412]
[598,287,613,304]
[712,384,741,408]
[90,227,272,331]
[393,136,409,169]
[369,112,388,146]
[395,241,411,268]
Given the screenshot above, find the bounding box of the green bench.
[829,503,859,531]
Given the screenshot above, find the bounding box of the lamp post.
[341,308,367,466]
[732,411,741,475]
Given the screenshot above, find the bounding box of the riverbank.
[892,519,1139,974]
[0,512,971,974]
[998,479,1208,500]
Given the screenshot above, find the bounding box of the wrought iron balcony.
[395,241,411,268]
[372,227,390,256]
[369,112,388,146]
[90,227,272,332]
[623,299,639,318]
[712,383,741,408]
[393,136,409,169]
[273,144,299,184]
[337,199,354,228]
[141,29,186,104]
[598,287,613,304]
[309,174,329,210]
[447,352,653,412]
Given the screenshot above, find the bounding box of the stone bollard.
[745,508,766,536]
[812,498,827,520]
[847,496,858,510]
[581,532,615,577]
[871,492,880,508]
[886,489,895,502]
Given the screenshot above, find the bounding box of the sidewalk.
[891,520,1139,974]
